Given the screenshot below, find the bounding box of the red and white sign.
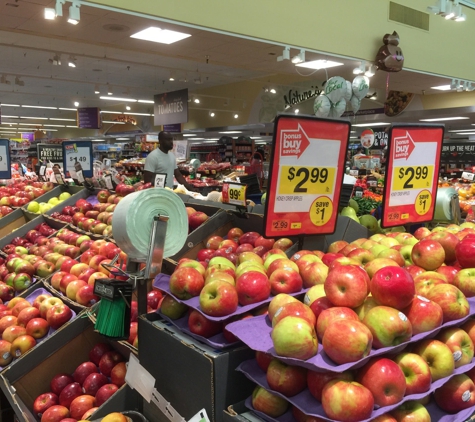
[264,115,350,237]
[382,124,444,228]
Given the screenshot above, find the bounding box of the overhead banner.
[154,89,188,126]
[381,124,444,228]
[264,115,350,238]
[0,139,11,179]
[77,107,101,129]
[37,144,63,163]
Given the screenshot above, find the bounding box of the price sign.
[462,172,475,181]
[222,182,247,207]
[382,124,444,228]
[154,173,167,188]
[0,140,11,179]
[264,115,350,237]
[62,141,93,178]
[104,174,113,190]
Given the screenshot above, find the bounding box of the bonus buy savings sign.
[264,115,350,237]
[381,124,444,228]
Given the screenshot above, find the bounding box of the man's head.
[356,147,364,154]
[159,131,174,152]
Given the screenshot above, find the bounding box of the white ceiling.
[0,0,472,139]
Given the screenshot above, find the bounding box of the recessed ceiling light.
[234,114,239,118]
[130,27,191,44]
[44,8,55,20]
[419,117,469,122]
[74,102,79,107]
[352,122,390,127]
[219,131,242,134]
[431,85,453,91]
[100,96,137,102]
[126,106,131,111]
[296,60,343,70]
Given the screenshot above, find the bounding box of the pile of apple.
[33,342,126,422]
[26,191,72,215]
[0,293,73,367]
[185,206,209,232]
[167,228,295,319]
[0,181,54,208]
[0,205,14,218]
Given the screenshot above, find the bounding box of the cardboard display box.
[0,209,29,240]
[139,313,255,422]
[223,401,259,422]
[0,216,68,252]
[21,185,84,221]
[0,312,138,422]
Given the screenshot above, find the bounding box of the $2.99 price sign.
[382,124,444,228]
[222,182,247,207]
[264,115,350,237]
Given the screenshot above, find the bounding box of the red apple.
[46,303,73,329]
[50,373,75,396]
[235,271,270,305]
[89,342,112,366]
[324,265,369,308]
[95,384,119,407]
[33,392,59,417]
[25,318,50,339]
[40,405,70,422]
[188,309,222,338]
[266,358,307,397]
[110,361,127,387]
[99,350,124,377]
[169,267,204,300]
[370,266,415,310]
[411,239,445,271]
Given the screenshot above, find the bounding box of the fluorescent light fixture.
[455,132,475,135]
[58,108,77,111]
[296,59,343,70]
[0,122,17,125]
[44,124,66,127]
[219,131,242,134]
[420,117,469,122]
[130,27,191,44]
[189,138,204,141]
[116,138,130,141]
[22,105,57,110]
[102,120,125,124]
[19,117,48,120]
[431,85,452,90]
[68,2,80,24]
[50,118,76,121]
[20,123,44,126]
[1,115,19,118]
[291,49,305,64]
[138,100,154,104]
[100,111,122,114]
[99,96,137,102]
[277,46,290,62]
[449,129,475,132]
[126,112,152,116]
[66,126,78,128]
[44,8,56,20]
[1,104,19,107]
[182,134,196,137]
[352,122,390,127]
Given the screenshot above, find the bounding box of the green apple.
[271,316,318,360]
[27,201,40,213]
[412,338,455,381]
[59,192,71,201]
[354,296,379,321]
[48,197,59,206]
[391,401,431,422]
[159,295,187,320]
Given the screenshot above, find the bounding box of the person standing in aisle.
[352,147,366,168]
[143,131,196,191]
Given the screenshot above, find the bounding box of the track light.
[291,49,305,64]
[194,98,200,104]
[169,73,175,81]
[48,54,61,66]
[427,0,466,21]
[68,1,80,25]
[107,84,113,95]
[365,65,376,77]
[450,79,459,90]
[56,0,65,17]
[277,46,290,62]
[44,8,56,20]
[0,75,10,85]
[68,56,76,67]
[15,77,24,87]
[194,76,202,84]
[94,84,100,94]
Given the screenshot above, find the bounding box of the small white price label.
[55,173,65,185]
[104,174,113,190]
[222,183,247,206]
[39,165,46,176]
[349,169,359,176]
[0,145,8,172]
[76,169,85,184]
[462,172,475,181]
[154,173,167,188]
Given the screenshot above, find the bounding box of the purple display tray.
[0,288,77,371]
[245,394,475,422]
[226,297,475,373]
[158,311,239,349]
[238,358,475,421]
[86,195,99,205]
[153,273,307,322]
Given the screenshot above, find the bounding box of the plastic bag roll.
[112,189,188,260]
[434,187,457,221]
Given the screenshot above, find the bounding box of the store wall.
[89,0,475,81]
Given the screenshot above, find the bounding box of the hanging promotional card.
[264,115,350,237]
[381,124,444,228]
[62,141,93,178]
[0,140,12,179]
